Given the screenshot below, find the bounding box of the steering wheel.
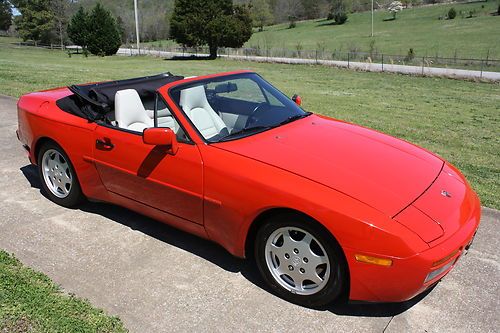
[246,102,268,127]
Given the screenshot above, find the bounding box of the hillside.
[245,2,500,59]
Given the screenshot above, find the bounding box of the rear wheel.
[38,141,84,207]
[255,213,347,307]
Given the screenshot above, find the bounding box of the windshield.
[169,73,310,142]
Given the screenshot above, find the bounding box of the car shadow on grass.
[20,163,434,317]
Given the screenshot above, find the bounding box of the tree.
[251,0,273,31]
[68,6,90,48]
[330,0,348,25]
[116,16,126,43]
[300,0,320,19]
[11,0,54,43]
[387,1,403,20]
[170,0,253,59]
[87,3,121,56]
[274,0,304,24]
[0,0,12,31]
[51,0,69,49]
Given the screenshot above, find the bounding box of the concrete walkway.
[117,48,500,82]
[1,95,499,332]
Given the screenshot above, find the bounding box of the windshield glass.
[169,73,310,142]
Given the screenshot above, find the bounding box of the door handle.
[96,138,114,149]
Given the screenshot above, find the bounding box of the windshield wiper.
[219,125,272,142]
[277,112,312,126]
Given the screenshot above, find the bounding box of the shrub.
[405,48,415,62]
[334,11,348,25]
[467,9,477,18]
[447,7,456,20]
[388,1,404,20]
[331,0,348,25]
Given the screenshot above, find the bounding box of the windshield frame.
[166,72,310,144]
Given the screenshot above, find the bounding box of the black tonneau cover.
[58,72,183,121]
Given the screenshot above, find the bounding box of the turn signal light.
[355,254,393,267]
[432,249,460,267]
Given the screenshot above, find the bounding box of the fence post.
[382,54,384,72]
[422,56,425,75]
[480,59,483,78]
[347,52,350,69]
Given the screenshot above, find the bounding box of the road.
[117,48,500,82]
[0,95,499,332]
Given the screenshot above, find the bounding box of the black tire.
[254,212,347,307]
[37,141,85,208]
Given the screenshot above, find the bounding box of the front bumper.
[346,167,481,302]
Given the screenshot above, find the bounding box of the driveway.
[0,95,498,332]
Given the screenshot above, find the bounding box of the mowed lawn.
[246,2,500,59]
[0,39,498,209]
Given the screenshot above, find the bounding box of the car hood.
[215,115,443,217]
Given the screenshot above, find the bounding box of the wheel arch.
[244,208,348,264]
[245,207,351,301]
[33,136,59,165]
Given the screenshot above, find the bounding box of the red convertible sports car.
[17,71,481,307]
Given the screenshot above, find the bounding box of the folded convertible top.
[61,72,184,120]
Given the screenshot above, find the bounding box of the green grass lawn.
[0,250,127,333]
[0,38,499,210]
[247,2,500,59]
[145,2,500,60]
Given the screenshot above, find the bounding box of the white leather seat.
[179,85,227,139]
[115,89,153,132]
[146,108,178,132]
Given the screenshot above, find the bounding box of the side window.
[154,95,190,143]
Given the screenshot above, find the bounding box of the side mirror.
[292,94,302,106]
[143,127,178,154]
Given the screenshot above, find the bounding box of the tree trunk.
[209,44,218,60]
[59,22,64,50]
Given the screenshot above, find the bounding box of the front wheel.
[37,141,84,207]
[255,213,347,307]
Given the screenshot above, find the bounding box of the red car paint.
[17,71,481,302]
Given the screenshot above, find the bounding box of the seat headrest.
[180,85,210,112]
[115,89,151,129]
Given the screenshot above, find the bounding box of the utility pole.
[371,0,374,37]
[134,0,140,54]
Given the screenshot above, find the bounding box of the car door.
[91,112,203,225]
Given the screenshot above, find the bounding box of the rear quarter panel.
[17,89,105,200]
